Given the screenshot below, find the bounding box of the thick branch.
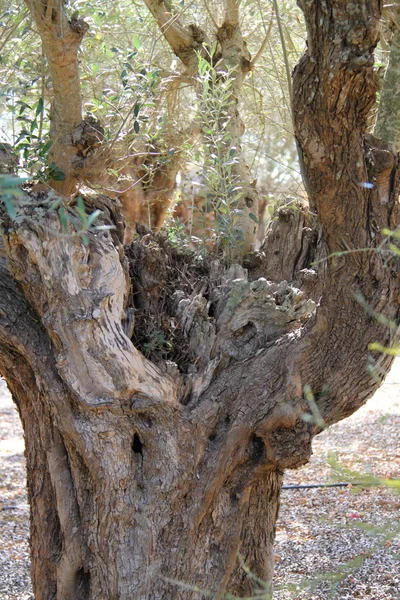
[143,0,205,71]
[2,206,178,407]
[273,0,400,427]
[294,0,382,248]
[223,0,241,26]
[26,0,89,195]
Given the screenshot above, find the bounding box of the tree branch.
[250,20,273,69]
[284,0,400,427]
[143,0,205,71]
[25,0,89,195]
[223,0,241,27]
[293,0,382,250]
[2,203,179,407]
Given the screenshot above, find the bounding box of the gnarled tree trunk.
[0,1,399,599]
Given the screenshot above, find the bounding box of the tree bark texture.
[0,1,399,599]
[26,0,94,195]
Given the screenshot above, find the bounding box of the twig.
[250,20,273,68]
[37,44,46,144]
[272,0,292,103]
[204,0,220,29]
[282,480,399,490]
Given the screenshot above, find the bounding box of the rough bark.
[25,0,91,195]
[0,1,399,599]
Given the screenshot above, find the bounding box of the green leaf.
[58,206,68,232]
[39,139,53,155]
[249,212,259,223]
[86,209,101,228]
[0,175,25,190]
[53,171,65,181]
[388,244,400,256]
[132,34,141,50]
[2,196,17,219]
[48,163,65,181]
[75,196,88,226]
[134,120,140,134]
[50,199,63,211]
[369,342,399,356]
[35,97,43,116]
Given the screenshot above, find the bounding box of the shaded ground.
[0,362,399,599]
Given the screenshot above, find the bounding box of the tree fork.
[0,0,399,599]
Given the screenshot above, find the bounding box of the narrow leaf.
[87,209,101,228]
[35,97,43,116]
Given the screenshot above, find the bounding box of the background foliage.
[0,0,310,235]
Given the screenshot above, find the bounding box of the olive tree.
[0,0,399,599]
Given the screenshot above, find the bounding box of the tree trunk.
[116,141,185,240]
[0,1,399,599]
[26,1,106,198]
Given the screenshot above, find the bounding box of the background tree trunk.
[144,0,260,254]
[0,1,399,599]
[26,0,89,195]
[374,12,400,147]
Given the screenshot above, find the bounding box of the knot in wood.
[69,17,89,36]
[72,115,104,156]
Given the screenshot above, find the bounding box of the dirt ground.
[275,359,400,599]
[0,361,399,599]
